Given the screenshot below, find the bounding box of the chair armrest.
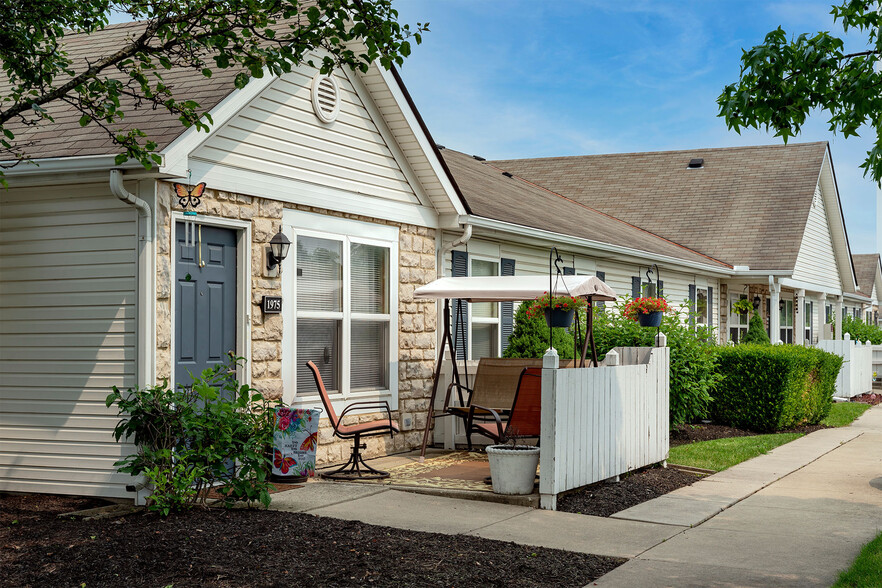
[339,401,395,437]
[444,381,473,409]
[468,404,504,441]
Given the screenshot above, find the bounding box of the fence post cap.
[605,349,620,366]
[655,332,668,347]
[845,333,852,341]
[543,347,560,369]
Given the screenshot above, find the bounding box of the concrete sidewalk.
[271,405,882,587]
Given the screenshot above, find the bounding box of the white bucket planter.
[486,445,540,495]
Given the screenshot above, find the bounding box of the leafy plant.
[106,356,277,514]
[840,315,882,344]
[503,301,577,359]
[711,345,842,432]
[731,298,754,316]
[621,296,670,321]
[589,298,722,427]
[742,312,771,344]
[717,1,882,183]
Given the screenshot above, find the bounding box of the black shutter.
[688,284,696,327]
[631,276,641,299]
[708,287,714,327]
[596,271,606,310]
[451,250,468,360]
[500,258,516,354]
[658,280,664,297]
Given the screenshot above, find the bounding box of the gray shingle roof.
[1,21,264,160]
[490,142,829,270]
[852,254,880,298]
[440,148,731,268]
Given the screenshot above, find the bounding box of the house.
[487,143,860,346]
[851,254,882,325]
[0,22,872,500]
[0,21,465,498]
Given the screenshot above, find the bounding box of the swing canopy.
[414,275,617,303]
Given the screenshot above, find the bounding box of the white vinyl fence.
[539,345,670,510]
[872,345,882,384]
[818,336,873,399]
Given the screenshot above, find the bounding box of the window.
[282,212,398,408]
[826,304,833,324]
[696,289,708,324]
[805,301,814,344]
[469,258,499,359]
[729,295,748,343]
[780,299,794,344]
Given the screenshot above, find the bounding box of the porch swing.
[413,272,617,458]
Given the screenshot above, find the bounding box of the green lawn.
[833,531,882,587]
[822,402,870,428]
[668,433,802,472]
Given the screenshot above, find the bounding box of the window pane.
[297,318,341,394]
[351,321,389,391]
[471,260,498,318]
[351,243,389,314]
[696,290,707,324]
[471,323,498,359]
[297,236,342,311]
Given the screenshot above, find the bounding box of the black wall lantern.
[267,229,291,272]
[753,295,761,310]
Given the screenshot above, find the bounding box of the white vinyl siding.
[0,184,138,498]
[792,186,842,291]
[441,233,720,328]
[192,65,435,226]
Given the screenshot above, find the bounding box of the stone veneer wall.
[154,181,436,466]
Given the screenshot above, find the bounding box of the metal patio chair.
[306,360,399,480]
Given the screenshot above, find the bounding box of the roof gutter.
[462,215,734,277]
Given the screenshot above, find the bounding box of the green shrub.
[742,312,771,344]
[106,356,277,515]
[711,345,841,432]
[841,315,882,344]
[504,301,577,359]
[588,299,721,428]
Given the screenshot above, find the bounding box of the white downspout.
[437,223,473,278]
[109,170,155,506]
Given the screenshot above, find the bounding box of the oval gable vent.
[311,73,340,123]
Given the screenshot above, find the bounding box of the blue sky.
[394,1,879,254]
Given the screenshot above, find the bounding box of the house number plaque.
[262,296,283,314]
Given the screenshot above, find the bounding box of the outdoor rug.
[372,451,493,492]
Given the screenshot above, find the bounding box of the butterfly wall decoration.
[173,182,206,209]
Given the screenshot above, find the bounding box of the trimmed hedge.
[711,345,842,432]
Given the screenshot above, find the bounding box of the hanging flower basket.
[544,307,575,328]
[732,298,753,316]
[638,311,663,327]
[525,292,587,329]
[622,297,669,327]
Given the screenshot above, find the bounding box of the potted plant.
[732,298,753,316]
[622,296,669,327]
[525,292,587,329]
[485,431,539,495]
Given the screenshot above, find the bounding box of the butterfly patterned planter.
[272,407,321,483]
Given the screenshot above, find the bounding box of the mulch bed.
[556,466,701,517]
[0,493,624,588]
[669,422,829,446]
[558,418,835,517]
[851,392,882,406]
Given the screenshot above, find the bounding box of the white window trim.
[281,210,399,413]
[728,294,749,343]
[467,255,501,360]
[780,298,794,343]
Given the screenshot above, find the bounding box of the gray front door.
[175,223,238,387]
